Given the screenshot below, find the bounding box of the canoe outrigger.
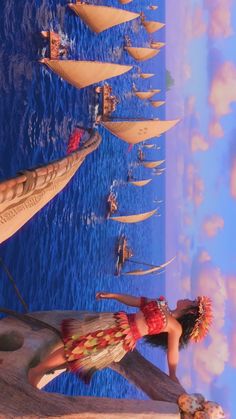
[115,234,133,276]
[107,192,118,218]
[40,31,67,59]
[95,83,119,121]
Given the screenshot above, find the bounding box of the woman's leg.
[28,345,66,387]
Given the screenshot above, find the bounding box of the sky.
[164,0,236,417]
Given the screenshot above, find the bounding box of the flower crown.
[190,296,213,343]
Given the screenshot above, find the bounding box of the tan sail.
[125,256,176,276]
[135,91,158,100]
[119,0,133,4]
[142,160,164,168]
[129,179,152,187]
[151,89,161,93]
[68,3,140,33]
[150,41,165,49]
[0,131,101,244]
[110,208,157,223]
[140,73,155,79]
[102,119,179,144]
[125,46,159,62]
[143,20,165,33]
[149,5,158,10]
[150,100,165,108]
[143,144,155,149]
[40,59,132,89]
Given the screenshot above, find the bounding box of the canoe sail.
[124,256,175,276]
[139,73,155,79]
[135,91,158,100]
[151,89,161,93]
[142,20,165,33]
[68,3,140,33]
[143,144,155,149]
[150,41,165,49]
[101,119,179,144]
[40,59,132,89]
[125,47,159,62]
[149,5,158,10]
[119,0,133,4]
[142,160,164,168]
[129,179,152,187]
[110,208,157,223]
[150,100,165,108]
[0,130,101,244]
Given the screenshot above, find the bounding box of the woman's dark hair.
[144,305,199,350]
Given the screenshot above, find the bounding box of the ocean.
[0,0,167,399]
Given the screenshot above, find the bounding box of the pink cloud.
[208,2,233,38]
[208,120,224,139]
[202,215,224,237]
[230,157,236,199]
[209,62,236,116]
[198,250,212,263]
[186,164,205,207]
[192,6,207,38]
[191,133,209,152]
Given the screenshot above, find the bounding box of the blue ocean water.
[0,0,166,399]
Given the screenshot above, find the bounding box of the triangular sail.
[143,20,165,33]
[142,159,164,168]
[139,73,155,79]
[143,144,155,149]
[125,47,159,62]
[119,0,133,3]
[150,41,165,49]
[135,91,158,100]
[151,89,161,93]
[0,131,101,244]
[40,59,132,89]
[124,256,175,276]
[150,100,165,108]
[68,4,140,33]
[102,119,179,144]
[129,179,152,187]
[110,208,157,223]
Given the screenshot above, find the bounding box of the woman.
[28,292,212,387]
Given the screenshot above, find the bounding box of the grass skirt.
[61,311,136,383]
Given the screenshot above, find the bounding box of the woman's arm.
[166,320,182,382]
[96,292,142,307]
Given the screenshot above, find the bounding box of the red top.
[127,296,168,341]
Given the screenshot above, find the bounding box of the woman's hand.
[96,292,113,300]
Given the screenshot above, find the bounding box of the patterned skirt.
[61,311,137,383]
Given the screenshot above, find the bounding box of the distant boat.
[119,0,133,4]
[110,208,157,223]
[142,19,165,34]
[124,256,175,276]
[68,3,140,33]
[40,58,132,89]
[139,73,155,79]
[135,90,160,100]
[150,41,165,49]
[141,159,165,168]
[150,100,165,108]
[129,179,152,187]
[125,46,160,62]
[115,234,133,276]
[143,144,155,149]
[101,119,179,144]
[148,5,158,10]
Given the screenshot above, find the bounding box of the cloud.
[209,62,236,116]
[204,0,233,38]
[208,120,224,139]
[198,250,212,263]
[186,164,205,207]
[202,215,224,237]
[191,133,209,152]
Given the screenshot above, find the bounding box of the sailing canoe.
[68,3,140,33]
[135,91,158,100]
[142,20,165,34]
[129,179,152,187]
[150,100,165,108]
[150,41,165,49]
[40,59,132,89]
[148,5,158,10]
[124,256,175,276]
[110,208,157,223]
[101,119,179,144]
[119,0,133,4]
[0,130,101,244]
[125,47,159,62]
[139,73,155,79]
[142,160,164,168]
